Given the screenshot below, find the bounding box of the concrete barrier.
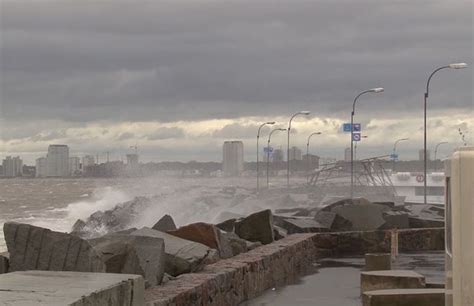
[144,233,319,306]
[0,270,144,306]
[360,270,426,294]
[362,288,445,306]
[365,253,391,271]
[145,228,444,305]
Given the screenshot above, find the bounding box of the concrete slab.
[0,270,144,306]
[362,288,444,306]
[360,270,425,294]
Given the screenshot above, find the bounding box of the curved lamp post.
[350,88,384,198]
[267,128,286,189]
[287,111,310,188]
[392,138,409,172]
[306,132,322,180]
[256,121,275,192]
[434,141,448,172]
[423,63,467,204]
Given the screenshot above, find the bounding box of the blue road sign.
[352,123,361,132]
[343,123,352,132]
[352,133,361,141]
[264,147,273,154]
[390,153,399,161]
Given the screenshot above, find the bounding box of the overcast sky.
[1,0,472,164]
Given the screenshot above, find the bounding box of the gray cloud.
[212,123,259,139]
[117,132,135,141]
[1,0,472,125]
[146,127,185,140]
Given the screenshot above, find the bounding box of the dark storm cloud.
[0,0,472,124]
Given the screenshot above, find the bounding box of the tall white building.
[46,145,69,177]
[223,141,244,176]
[2,156,23,177]
[69,157,81,176]
[35,157,47,177]
[289,146,303,161]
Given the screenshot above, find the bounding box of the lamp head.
[266,121,276,125]
[299,111,310,115]
[449,63,468,69]
[370,87,384,93]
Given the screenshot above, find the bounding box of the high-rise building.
[82,155,95,170]
[419,149,431,161]
[272,148,285,162]
[289,146,303,161]
[222,141,244,176]
[2,156,23,177]
[69,157,81,176]
[46,145,69,177]
[35,157,47,177]
[126,154,139,172]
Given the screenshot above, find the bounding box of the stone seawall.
[144,228,444,306]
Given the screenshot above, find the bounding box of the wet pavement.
[242,251,444,306]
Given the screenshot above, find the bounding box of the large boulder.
[130,227,218,276]
[216,218,238,232]
[313,211,353,231]
[88,234,165,287]
[0,252,9,274]
[273,215,327,234]
[220,232,248,256]
[273,225,288,240]
[152,214,177,232]
[274,207,311,217]
[234,209,274,245]
[325,200,389,231]
[4,222,105,272]
[380,211,410,229]
[167,222,233,259]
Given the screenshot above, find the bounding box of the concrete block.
[362,288,444,306]
[4,222,105,273]
[131,227,218,276]
[0,252,9,274]
[167,222,233,259]
[235,209,274,245]
[365,253,391,271]
[0,270,144,306]
[360,270,425,294]
[89,234,166,287]
[152,215,177,232]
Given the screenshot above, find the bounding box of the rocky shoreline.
[0,192,445,305]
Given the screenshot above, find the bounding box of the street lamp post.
[267,128,286,189]
[350,88,384,198]
[257,121,275,192]
[392,138,409,173]
[423,63,467,204]
[434,141,448,172]
[306,132,322,181]
[287,111,310,189]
